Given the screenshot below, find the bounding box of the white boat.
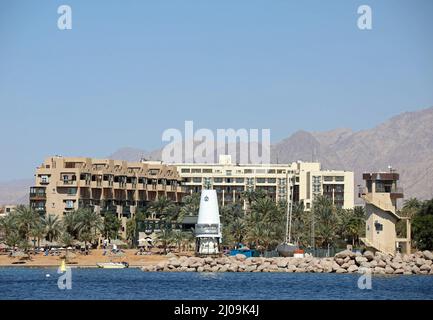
[96,262,129,269]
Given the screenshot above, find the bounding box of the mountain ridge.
[1,106,433,205]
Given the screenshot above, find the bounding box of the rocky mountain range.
[1,106,433,206]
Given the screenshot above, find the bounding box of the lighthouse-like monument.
[195,190,222,255]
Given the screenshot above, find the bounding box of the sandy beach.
[0,249,172,268]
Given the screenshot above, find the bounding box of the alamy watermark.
[357,267,372,290]
[161,121,270,164]
[57,5,72,30]
[57,266,72,290]
[357,5,372,30]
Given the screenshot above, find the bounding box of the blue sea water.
[0,267,432,300]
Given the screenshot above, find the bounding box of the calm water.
[0,267,433,300]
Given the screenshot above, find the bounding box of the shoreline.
[0,249,168,268]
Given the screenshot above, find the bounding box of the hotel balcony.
[29,187,46,200]
[57,180,77,187]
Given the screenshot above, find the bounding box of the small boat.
[276,242,298,257]
[96,262,129,269]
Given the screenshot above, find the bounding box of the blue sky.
[0,0,433,180]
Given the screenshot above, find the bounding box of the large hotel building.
[30,155,354,220]
[30,156,184,219]
[176,155,354,210]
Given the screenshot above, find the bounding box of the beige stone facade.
[360,171,411,255]
[29,156,184,220]
[176,155,354,209]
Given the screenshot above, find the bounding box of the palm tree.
[178,193,200,218]
[0,214,21,249]
[251,197,278,223]
[312,195,338,248]
[157,229,173,254]
[29,220,45,253]
[401,198,422,218]
[229,218,246,245]
[62,211,81,238]
[42,215,62,242]
[172,230,186,253]
[15,205,39,243]
[246,224,265,252]
[151,196,173,220]
[75,208,103,251]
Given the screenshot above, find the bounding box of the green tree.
[312,195,338,248]
[157,229,173,254]
[15,205,39,242]
[412,199,433,250]
[151,196,173,220]
[29,219,45,253]
[103,212,121,240]
[42,214,62,242]
[0,214,21,249]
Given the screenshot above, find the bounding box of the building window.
[267,178,276,183]
[203,169,212,173]
[257,178,266,183]
[235,178,244,183]
[65,200,74,209]
[214,178,223,183]
[191,168,201,173]
[374,221,383,232]
[335,176,345,182]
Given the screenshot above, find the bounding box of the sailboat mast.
[288,176,294,244]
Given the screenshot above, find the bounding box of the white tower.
[195,190,222,255]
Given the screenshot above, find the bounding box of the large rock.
[336,268,348,273]
[423,250,433,260]
[420,264,432,271]
[394,268,404,274]
[335,250,355,259]
[363,251,375,261]
[355,256,368,265]
[169,259,181,267]
[390,262,402,270]
[385,266,394,274]
[156,261,167,271]
[335,258,345,266]
[287,265,297,272]
[347,265,359,273]
[415,258,425,267]
[204,257,213,264]
[376,259,387,268]
[235,254,247,261]
[245,265,257,272]
[392,254,403,264]
[374,267,386,274]
[277,259,289,268]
